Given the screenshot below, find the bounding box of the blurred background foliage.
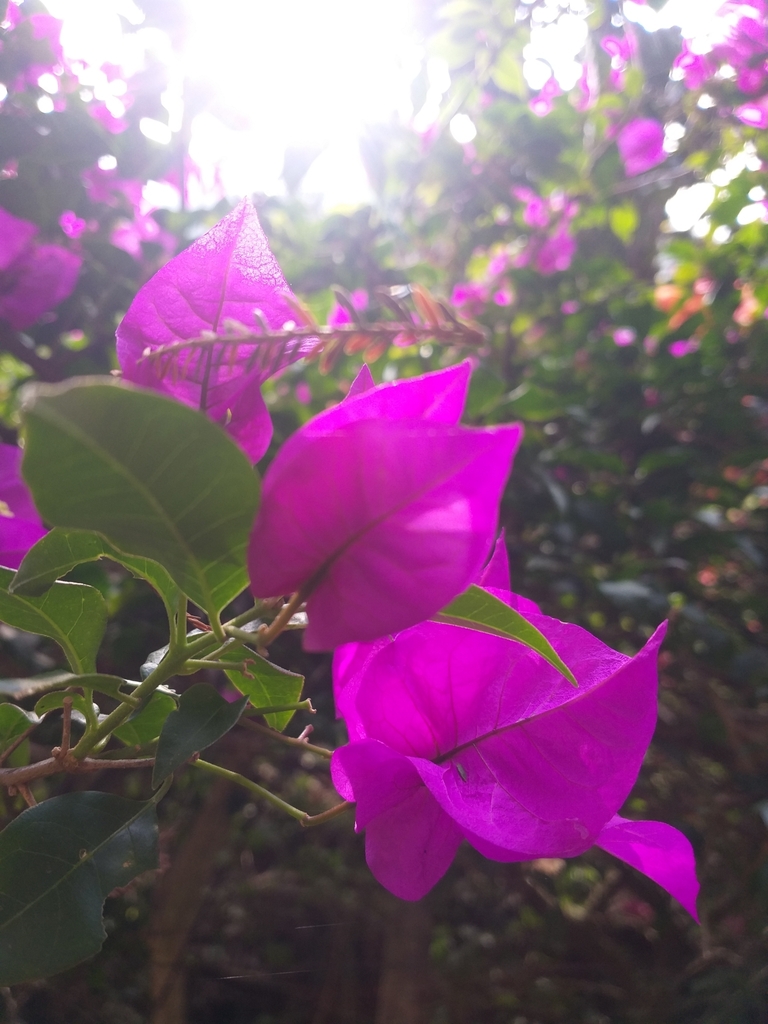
[1,0,768,1021]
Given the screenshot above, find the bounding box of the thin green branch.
[191,758,308,822]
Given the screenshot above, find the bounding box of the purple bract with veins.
[116,198,312,463]
[0,443,47,570]
[248,361,522,650]
[331,578,699,919]
[0,207,82,331]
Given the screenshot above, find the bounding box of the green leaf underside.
[11,528,179,618]
[20,378,261,617]
[434,585,577,687]
[0,567,107,674]
[115,690,177,747]
[34,690,95,719]
[224,650,304,731]
[0,792,157,986]
[152,683,247,786]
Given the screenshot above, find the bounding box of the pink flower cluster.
[0,206,81,331]
[677,1,768,92]
[1,203,699,918]
[673,1,768,125]
[512,187,579,275]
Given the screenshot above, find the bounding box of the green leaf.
[491,41,526,96]
[0,672,75,701]
[0,792,158,985]
[0,704,37,751]
[503,383,565,422]
[11,528,179,619]
[434,585,577,687]
[20,378,261,618]
[224,651,304,731]
[0,567,106,674]
[152,683,247,786]
[34,690,97,720]
[609,202,639,245]
[114,690,177,747]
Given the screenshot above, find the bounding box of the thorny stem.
[239,718,333,760]
[141,319,485,377]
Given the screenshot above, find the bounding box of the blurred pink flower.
[451,282,489,317]
[59,210,87,240]
[0,207,81,330]
[617,119,666,177]
[613,327,637,347]
[669,338,700,358]
[0,443,47,569]
[735,94,768,127]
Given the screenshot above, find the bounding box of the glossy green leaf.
[224,651,304,731]
[20,378,261,617]
[34,689,97,720]
[0,704,37,751]
[152,683,247,786]
[11,528,179,619]
[434,585,577,687]
[0,568,107,674]
[114,690,177,747]
[0,792,158,985]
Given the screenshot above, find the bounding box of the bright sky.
[36,0,736,212]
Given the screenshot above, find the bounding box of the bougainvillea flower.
[248,362,522,650]
[0,443,47,569]
[116,198,311,462]
[331,594,698,918]
[617,119,666,177]
[535,224,577,275]
[0,207,81,331]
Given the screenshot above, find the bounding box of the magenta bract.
[116,198,310,462]
[331,591,699,918]
[0,207,81,331]
[617,119,666,177]
[248,362,522,650]
[0,443,47,570]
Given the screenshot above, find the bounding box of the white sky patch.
[666,182,715,232]
[43,0,418,207]
[39,0,751,212]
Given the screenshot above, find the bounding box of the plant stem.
[301,802,353,827]
[245,699,315,716]
[71,645,189,759]
[191,758,308,822]
[239,717,333,759]
[252,591,306,648]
